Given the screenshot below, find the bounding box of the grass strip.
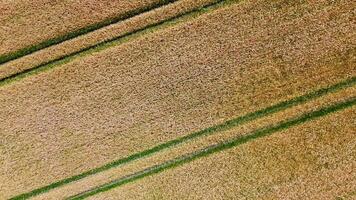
[0,0,179,65]
[0,0,233,87]
[68,97,356,199]
[9,77,355,200]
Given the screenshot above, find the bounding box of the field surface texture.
[0,0,355,199]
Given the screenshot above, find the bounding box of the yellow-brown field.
[92,107,355,200]
[0,0,355,199]
[0,0,162,55]
[0,0,216,80]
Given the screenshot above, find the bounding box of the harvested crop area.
[0,0,355,199]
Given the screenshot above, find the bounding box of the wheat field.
[0,0,355,199]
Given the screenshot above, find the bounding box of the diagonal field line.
[0,0,179,65]
[0,0,232,87]
[67,97,356,199]
[9,77,355,200]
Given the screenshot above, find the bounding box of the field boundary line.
[0,0,179,65]
[67,97,356,199]
[0,0,237,87]
[9,77,355,200]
